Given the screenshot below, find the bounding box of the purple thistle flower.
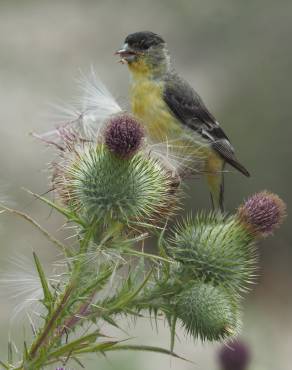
[237,191,286,237]
[218,340,250,370]
[104,114,144,158]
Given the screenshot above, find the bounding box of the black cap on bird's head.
[125,31,165,51]
[116,31,167,65]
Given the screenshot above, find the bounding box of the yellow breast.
[130,77,181,142]
[128,65,211,172]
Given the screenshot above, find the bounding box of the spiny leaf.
[48,331,102,358]
[0,203,71,257]
[78,265,114,298]
[23,341,29,361]
[33,252,53,312]
[7,342,12,364]
[73,340,120,354]
[108,267,153,312]
[0,360,9,369]
[71,356,85,368]
[103,344,190,362]
[23,188,86,227]
[122,248,174,264]
[102,315,119,328]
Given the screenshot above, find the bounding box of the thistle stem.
[29,282,74,359]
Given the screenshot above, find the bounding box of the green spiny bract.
[54,144,180,227]
[166,213,257,293]
[175,282,240,341]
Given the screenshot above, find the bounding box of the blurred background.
[0,0,291,369]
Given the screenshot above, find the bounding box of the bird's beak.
[115,43,139,64]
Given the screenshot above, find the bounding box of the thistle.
[218,340,250,370]
[237,191,286,237]
[0,73,287,370]
[104,114,144,158]
[163,192,286,342]
[53,142,180,227]
[166,213,256,293]
[175,283,241,341]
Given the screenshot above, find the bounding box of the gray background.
[0,1,291,369]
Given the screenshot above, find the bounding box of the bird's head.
[116,31,170,77]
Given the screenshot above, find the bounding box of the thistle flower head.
[237,191,286,237]
[218,340,250,370]
[54,143,180,227]
[104,114,144,158]
[167,213,256,292]
[175,282,240,341]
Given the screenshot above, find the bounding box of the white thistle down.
[35,68,206,179]
[0,255,60,322]
[35,68,122,146]
[77,68,122,139]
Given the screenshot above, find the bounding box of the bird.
[116,31,250,211]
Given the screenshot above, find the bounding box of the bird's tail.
[207,171,224,212]
[205,154,225,212]
[226,157,250,177]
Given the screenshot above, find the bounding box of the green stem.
[29,282,74,359]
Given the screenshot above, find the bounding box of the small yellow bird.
[116,31,250,211]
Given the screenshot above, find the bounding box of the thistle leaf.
[101,315,121,330]
[33,252,53,312]
[0,203,71,256]
[73,340,120,354]
[122,248,174,264]
[0,360,9,369]
[108,268,153,313]
[23,341,29,361]
[7,342,12,364]
[103,344,190,362]
[47,331,101,358]
[23,188,86,227]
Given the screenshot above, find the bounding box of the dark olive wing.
[163,73,250,177]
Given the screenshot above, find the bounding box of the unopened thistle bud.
[218,340,250,370]
[175,282,240,341]
[237,191,286,237]
[167,214,256,292]
[104,114,144,158]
